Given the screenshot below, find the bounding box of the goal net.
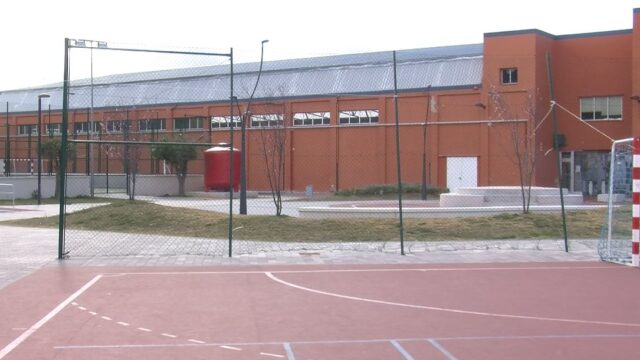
[598,137,636,265]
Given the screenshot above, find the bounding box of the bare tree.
[489,88,541,213]
[102,107,141,200]
[254,103,287,216]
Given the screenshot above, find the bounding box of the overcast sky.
[0,0,638,91]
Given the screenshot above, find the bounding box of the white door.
[447,157,477,192]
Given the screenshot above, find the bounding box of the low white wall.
[0,174,203,199]
[130,175,204,196]
[0,175,91,199]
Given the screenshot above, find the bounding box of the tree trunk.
[178,174,186,197]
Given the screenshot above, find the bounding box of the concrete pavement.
[0,221,600,290]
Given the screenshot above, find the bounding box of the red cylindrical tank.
[204,146,240,192]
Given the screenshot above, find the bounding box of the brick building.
[1,8,639,195]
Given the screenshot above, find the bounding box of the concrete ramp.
[439,186,584,207]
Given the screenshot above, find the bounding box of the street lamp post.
[37,93,50,205]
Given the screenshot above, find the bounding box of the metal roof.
[0,44,483,114]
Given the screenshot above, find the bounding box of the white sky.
[1,0,638,91]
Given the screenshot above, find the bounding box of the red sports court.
[1,261,639,359]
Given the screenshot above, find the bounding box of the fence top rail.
[68,139,225,147]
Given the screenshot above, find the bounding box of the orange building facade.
[1,8,639,195]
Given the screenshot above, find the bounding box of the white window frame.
[45,123,61,136]
[173,117,203,132]
[17,124,37,136]
[251,114,284,128]
[501,68,518,84]
[211,115,241,129]
[73,121,99,135]
[339,110,379,125]
[105,120,130,133]
[293,112,330,127]
[580,96,623,121]
[140,118,166,132]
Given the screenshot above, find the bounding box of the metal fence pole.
[58,38,71,259]
[392,51,405,255]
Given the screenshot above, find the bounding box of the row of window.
[15,111,380,135]
[14,96,624,136]
[500,67,622,121]
[17,124,63,136]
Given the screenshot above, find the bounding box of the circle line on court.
[264,271,640,328]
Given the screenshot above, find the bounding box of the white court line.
[53,333,640,350]
[108,265,616,277]
[0,275,102,359]
[390,340,415,360]
[260,352,284,358]
[283,342,295,360]
[265,272,640,328]
[428,339,459,360]
[220,345,242,351]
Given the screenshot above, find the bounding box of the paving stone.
[0,224,602,290]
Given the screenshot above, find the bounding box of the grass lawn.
[0,199,613,242]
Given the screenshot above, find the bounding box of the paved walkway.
[0,222,601,290]
[0,202,604,290]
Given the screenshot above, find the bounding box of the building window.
[211,116,241,129]
[580,96,622,120]
[251,114,284,128]
[339,110,379,125]
[501,68,518,84]
[173,117,203,131]
[73,122,99,134]
[106,120,130,133]
[139,118,166,132]
[45,124,61,136]
[17,125,37,136]
[293,112,330,126]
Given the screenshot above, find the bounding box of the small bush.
[335,184,446,197]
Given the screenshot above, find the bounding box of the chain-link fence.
[0,44,616,259]
[597,138,634,264]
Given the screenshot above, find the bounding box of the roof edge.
[555,29,632,40]
[484,28,632,40]
[484,29,555,39]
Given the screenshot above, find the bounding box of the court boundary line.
[106,264,618,277]
[52,333,640,350]
[0,275,103,359]
[428,339,459,360]
[265,272,640,328]
[391,339,416,360]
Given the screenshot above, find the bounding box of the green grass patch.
[1,200,608,242]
